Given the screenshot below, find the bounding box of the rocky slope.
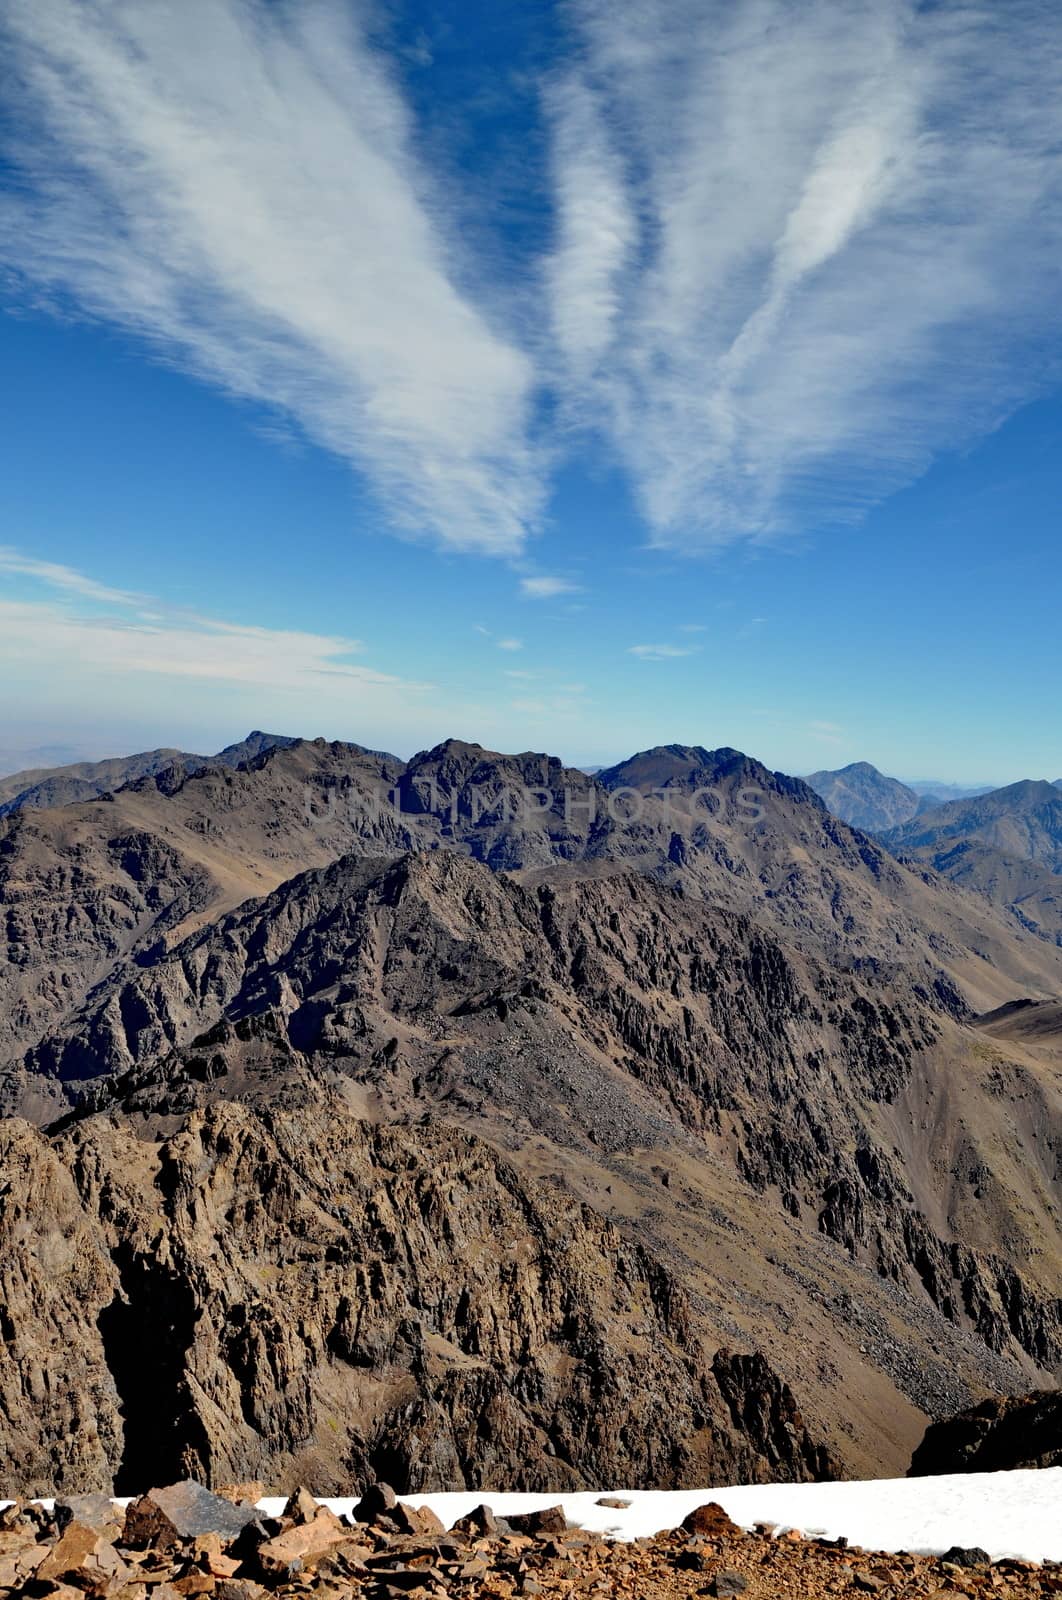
[804,762,920,833]
[0,1085,835,1497]
[897,841,1062,947]
[910,1390,1062,1474]
[3,1479,1052,1600]
[2,736,1062,1493]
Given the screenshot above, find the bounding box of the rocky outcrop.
[0,1094,837,1498]
[909,1391,1062,1475]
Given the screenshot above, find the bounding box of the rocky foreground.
[1,1481,1059,1600]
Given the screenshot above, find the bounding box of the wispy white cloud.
[0,596,412,690]
[628,642,697,660]
[548,0,1062,547]
[4,0,1062,567]
[0,0,542,556]
[509,693,586,720]
[0,547,616,757]
[0,546,429,694]
[544,72,635,383]
[520,575,583,598]
[475,624,524,651]
[0,546,144,606]
[809,720,847,746]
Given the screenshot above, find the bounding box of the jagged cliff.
[0,1092,835,1497]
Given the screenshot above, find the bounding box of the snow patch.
[6,1469,1060,1564]
[298,1470,1061,1563]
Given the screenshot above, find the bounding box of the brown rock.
[451,1505,508,1541]
[172,1574,217,1596]
[387,1504,448,1538]
[54,1495,124,1538]
[214,1582,267,1600]
[681,1504,742,1540]
[255,1509,346,1579]
[281,1488,320,1526]
[214,1487,267,1510]
[506,1507,569,1538]
[193,1534,241,1577]
[34,1520,130,1587]
[0,1524,39,1561]
[352,1483,399,1525]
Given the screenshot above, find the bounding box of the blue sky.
[1,0,1060,783]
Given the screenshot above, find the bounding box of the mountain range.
[1,734,1061,1497]
[0,731,297,816]
[806,762,1062,948]
[804,763,1000,833]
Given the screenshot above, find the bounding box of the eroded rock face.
[0,1097,837,1497]
[910,1391,1062,1475]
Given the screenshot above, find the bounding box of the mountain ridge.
[2,731,1061,1494]
[0,730,301,817]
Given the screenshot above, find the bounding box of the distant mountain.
[887,779,1062,871]
[0,730,298,816]
[884,779,1062,947]
[804,761,920,832]
[907,781,995,808]
[213,729,301,767]
[0,745,190,812]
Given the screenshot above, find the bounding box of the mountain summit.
[805,761,920,831]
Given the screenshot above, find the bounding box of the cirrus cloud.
[547,0,1062,547]
[628,642,698,660]
[0,0,542,556]
[2,0,1062,560]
